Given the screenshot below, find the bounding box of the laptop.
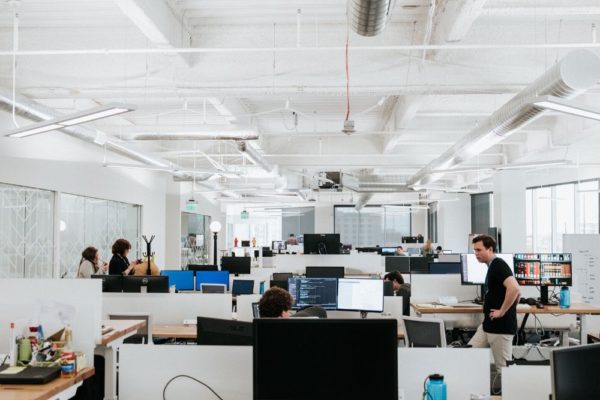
[0,364,61,384]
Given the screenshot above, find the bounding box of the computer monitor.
[302,233,341,255]
[253,319,398,400]
[160,270,194,291]
[337,278,384,313]
[402,317,446,348]
[196,270,230,290]
[269,280,288,291]
[91,275,123,292]
[287,277,338,310]
[122,276,169,293]
[241,240,251,247]
[513,253,572,304]
[380,247,396,256]
[232,279,254,295]
[305,266,345,278]
[272,273,293,281]
[551,343,600,400]
[407,247,421,256]
[196,317,253,345]
[402,236,418,244]
[385,256,410,273]
[410,256,430,274]
[271,240,286,251]
[429,262,461,275]
[200,283,226,293]
[221,256,251,275]
[187,264,218,271]
[461,253,514,285]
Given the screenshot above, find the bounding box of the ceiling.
[1,0,600,208]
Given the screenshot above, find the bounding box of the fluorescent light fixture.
[103,162,173,172]
[5,103,135,138]
[533,95,600,121]
[431,160,569,174]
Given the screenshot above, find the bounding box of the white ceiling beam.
[482,7,600,18]
[431,0,488,44]
[113,0,193,66]
[381,96,425,153]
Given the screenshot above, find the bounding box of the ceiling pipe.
[342,174,413,193]
[236,141,274,173]
[348,0,394,37]
[129,132,259,141]
[407,50,600,188]
[355,193,373,211]
[0,88,182,173]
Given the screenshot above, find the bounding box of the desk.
[153,323,405,341]
[0,367,94,400]
[411,303,600,345]
[96,320,146,400]
[587,333,600,343]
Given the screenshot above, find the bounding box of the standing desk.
[96,319,146,400]
[411,303,600,345]
[0,368,94,400]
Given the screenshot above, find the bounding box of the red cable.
[345,35,350,121]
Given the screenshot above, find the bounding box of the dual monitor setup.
[385,255,461,274]
[272,234,342,254]
[461,253,573,305]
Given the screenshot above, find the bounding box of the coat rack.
[142,235,155,275]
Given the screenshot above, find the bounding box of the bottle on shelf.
[60,326,76,377]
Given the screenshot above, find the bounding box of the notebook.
[0,364,61,384]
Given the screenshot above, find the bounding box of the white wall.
[437,193,471,253]
[411,208,428,239]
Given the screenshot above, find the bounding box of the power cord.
[162,375,224,400]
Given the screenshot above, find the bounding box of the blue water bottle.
[425,374,447,400]
[560,286,570,308]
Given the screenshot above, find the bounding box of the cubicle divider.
[501,365,551,400]
[119,345,490,400]
[102,293,232,324]
[0,279,102,364]
[236,294,262,322]
[261,253,384,275]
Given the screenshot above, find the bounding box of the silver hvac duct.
[0,88,178,171]
[342,174,412,193]
[237,141,274,173]
[408,50,600,188]
[355,193,373,210]
[130,133,259,141]
[348,0,394,37]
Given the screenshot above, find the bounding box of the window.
[334,205,411,247]
[0,183,54,278]
[427,202,438,243]
[527,180,598,252]
[59,194,141,277]
[181,212,211,267]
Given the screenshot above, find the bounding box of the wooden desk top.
[0,367,94,400]
[100,319,146,345]
[153,323,405,340]
[153,324,196,339]
[411,302,600,315]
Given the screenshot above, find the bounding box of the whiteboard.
[563,234,600,304]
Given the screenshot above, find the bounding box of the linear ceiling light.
[430,160,569,174]
[532,95,600,121]
[4,103,135,138]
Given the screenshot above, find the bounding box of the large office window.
[527,180,598,252]
[59,194,141,278]
[181,212,211,267]
[334,205,411,247]
[0,183,54,278]
[471,193,493,235]
[427,202,438,243]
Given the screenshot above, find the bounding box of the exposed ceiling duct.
[237,140,274,173]
[347,0,394,37]
[342,174,413,193]
[407,50,600,188]
[0,88,181,172]
[124,126,258,141]
[355,193,373,210]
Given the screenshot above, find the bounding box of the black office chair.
[293,306,328,318]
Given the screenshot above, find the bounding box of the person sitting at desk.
[108,238,141,275]
[77,246,108,278]
[421,239,434,255]
[286,233,298,245]
[384,271,411,316]
[395,246,406,256]
[259,287,327,318]
[468,235,520,376]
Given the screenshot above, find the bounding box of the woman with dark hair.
[77,246,108,278]
[108,238,140,275]
[384,271,411,316]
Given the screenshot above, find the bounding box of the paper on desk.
[415,303,438,308]
[0,366,25,374]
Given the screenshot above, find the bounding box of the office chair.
[402,316,446,348]
[107,312,153,345]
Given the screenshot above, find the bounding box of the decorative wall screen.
[0,183,54,278]
[59,194,141,278]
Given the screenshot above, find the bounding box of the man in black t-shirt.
[468,235,521,372]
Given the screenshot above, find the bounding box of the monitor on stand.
[514,253,572,305]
